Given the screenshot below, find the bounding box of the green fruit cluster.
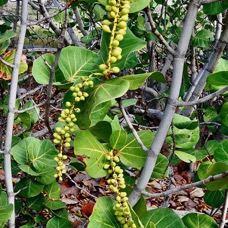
[99,0,130,78]
[104,151,136,227]
[53,77,93,181]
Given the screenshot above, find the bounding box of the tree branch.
[145,6,176,56]
[119,99,149,152]
[3,1,29,227]
[129,0,201,207]
[142,171,228,198]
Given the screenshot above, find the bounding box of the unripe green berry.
[64,142,70,148]
[75,97,80,102]
[70,86,75,91]
[112,67,120,73]
[117,54,122,60]
[72,92,77,97]
[54,157,59,162]
[65,101,71,107]
[68,122,74,127]
[105,5,112,11]
[104,164,110,169]
[111,6,118,13]
[113,156,119,162]
[58,153,63,158]
[75,108,80,113]
[102,19,112,25]
[77,83,83,88]
[102,70,108,76]
[62,155,68,160]
[110,56,117,63]
[59,177,63,181]
[112,48,122,57]
[109,0,116,5]
[115,34,124,41]
[55,127,61,132]
[117,29,126,36]
[54,174,58,178]
[65,138,71,143]
[83,92,89,97]
[83,81,89,86]
[121,8,129,15]
[102,25,111,33]
[58,117,65,122]
[112,39,119,47]
[66,117,71,123]
[64,126,70,131]
[120,192,127,197]
[77,91,82,97]
[75,87,80,92]
[56,166,61,171]
[53,139,60,144]
[118,21,127,29]
[60,130,66,135]
[80,96,85,101]
[110,11,116,18]
[122,3,130,9]
[120,15,129,21]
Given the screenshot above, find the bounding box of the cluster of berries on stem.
[104,150,136,227]
[53,76,93,181]
[99,0,130,78]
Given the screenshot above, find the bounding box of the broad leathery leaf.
[175,151,196,163]
[47,217,72,228]
[89,121,112,143]
[214,140,228,165]
[192,29,214,48]
[74,130,108,178]
[0,31,15,43]
[26,194,45,211]
[120,72,164,90]
[15,179,44,198]
[207,59,228,86]
[43,182,61,200]
[173,114,198,130]
[110,130,128,150]
[197,161,228,190]
[203,1,228,15]
[166,126,199,149]
[11,137,58,172]
[98,28,146,70]
[36,167,56,185]
[0,40,10,55]
[141,208,185,228]
[204,190,225,208]
[76,78,129,129]
[151,154,169,179]
[88,196,122,228]
[58,46,98,82]
[32,54,65,85]
[98,0,150,13]
[182,213,217,228]
[0,204,13,226]
[22,101,40,124]
[220,102,228,126]
[119,130,155,169]
[44,199,66,210]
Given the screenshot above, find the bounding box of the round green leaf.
[46,217,72,228]
[0,204,13,226]
[182,213,217,228]
[141,208,185,228]
[110,130,127,150]
[214,140,228,165]
[26,194,45,210]
[88,196,122,228]
[74,130,108,178]
[119,130,155,169]
[175,151,196,163]
[220,102,228,126]
[58,46,98,82]
[151,154,169,179]
[203,1,228,15]
[76,78,129,129]
[43,199,66,210]
[11,137,58,172]
[43,182,61,200]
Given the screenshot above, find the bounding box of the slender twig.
[201,0,220,4]
[16,100,46,113]
[143,171,228,198]
[0,57,15,68]
[145,6,176,56]
[66,174,97,200]
[177,86,228,106]
[220,189,228,228]
[119,99,149,152]
[18,85,44,99]
[74,6,88,36]
[4,1,29,227]
[140,86,159,98]
[28,5,68,25]
[44,8,67,135]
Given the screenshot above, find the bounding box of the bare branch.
[74,7,88,36]
[119,99,149,152]
[201,0,220,4]
[0,57,15,68]
[142,171,228,198]
[177,86,228,106]
[220,190,228,228]
[145,6,176,56]
[4,1,29,227]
